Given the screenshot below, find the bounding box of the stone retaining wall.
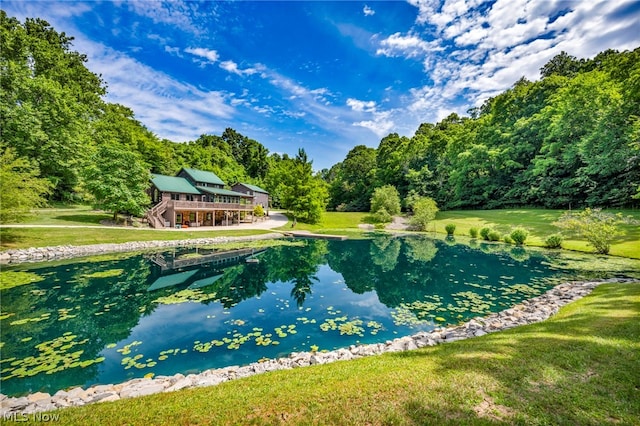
[0,277,634,416]
[0,233,283,264]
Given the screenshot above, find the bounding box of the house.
[231,183,269,212]
[145,167,268,228]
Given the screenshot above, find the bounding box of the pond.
[1,236,638,397]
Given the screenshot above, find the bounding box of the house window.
[186,194,194,201]
[189,212,196,222]
[171,193,180,200]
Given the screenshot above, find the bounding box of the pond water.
[1,236,637,397]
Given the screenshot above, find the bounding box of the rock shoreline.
[0,233,283,264]
[0,277,634,416]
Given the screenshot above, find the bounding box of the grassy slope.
[430,209,640,258]
[34,282,640,425]
[3,208,637,258]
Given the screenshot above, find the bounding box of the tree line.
[325,49,640,211]
[2,12,638,225]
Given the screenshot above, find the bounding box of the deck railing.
[172,200,254,210]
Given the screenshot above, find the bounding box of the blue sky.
[3,1,639,170]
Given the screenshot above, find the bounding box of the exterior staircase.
[145,199,168,228]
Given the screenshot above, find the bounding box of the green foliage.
[326,48,640,211]
[469,227,479,238]
[370,185,401,216]
[0,147,52,223]
[445,223,456,236]
[503,235,514,244]
[487,230,501,242]
[82,144,150,220]
[363,208,393,225]
[555,208,633,254]
[480,227,491,240]
[545,234,563,249]
[253,205,265,218]
[409,197,439,231]
[1,12,106,200]
[326,145,376,211]
[510,227,529,245]
[264,149,328,224]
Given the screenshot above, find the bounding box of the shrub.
[408,197,439,231]
[370,185,401,216]
[480,227,491,240]
[503,235,514,244]
[545,234,563,249]
[510,227,528,245]
[371,207,393,224]
[253,205,265,218]
[488,230,501,241]
[469,227,479,238]
[555,208,634,254]
[445,223,456,236]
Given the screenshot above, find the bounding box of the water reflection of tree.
[265,240,329,306]
[370,235,401,272]
[404,237,438,263]
[212,263,269,308]
[1,256,159,396]
[326,240,377,294]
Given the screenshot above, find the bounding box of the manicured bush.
[503,235,514,244]
[445,223,456,236]
[488,230,501,241]
[480,227,491,240]
[510,227,528,245]
[469,227,479,238]
[545,234,563,249]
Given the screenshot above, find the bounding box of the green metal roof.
[151,174,201,194]
[236,183,268,194]
[197,186,252,198]
[181,168,225,186]
[147,270,199,291]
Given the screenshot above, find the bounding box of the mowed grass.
[277,212,369,238]
[19,205,113,226]
[0,228,274,250]
[3,208,638,258]
[33,282,640,425]
[430,209,640,258]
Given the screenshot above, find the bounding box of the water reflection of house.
[146,247,264,291]
[145,167,269,228]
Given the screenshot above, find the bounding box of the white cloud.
[124,0,209,35]
[347,98,377,113]
[184,47,219,64]
[78,41,234,142]
[395,0,640,129]
[353,111,395,138]
[363,5,375,16]
[219,60,259,76]
[376,32,439,58]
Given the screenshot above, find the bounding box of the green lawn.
[31,282,640,425]
[430,209,640,258]
[0,228,274,250]
[3,207,638,258]
[19,205,113,226]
